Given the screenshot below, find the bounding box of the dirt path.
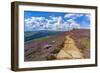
[56,36,83,59]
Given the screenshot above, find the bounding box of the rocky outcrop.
[56,36,83,59]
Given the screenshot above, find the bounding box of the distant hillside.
[24,30,65,42]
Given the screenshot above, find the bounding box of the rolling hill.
[24,29,90,61]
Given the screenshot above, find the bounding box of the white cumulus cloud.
[64,13,83,19]
[24,15,81,31]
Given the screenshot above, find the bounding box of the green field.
[24,31,37,37]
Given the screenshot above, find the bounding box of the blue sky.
[24,11,90,31]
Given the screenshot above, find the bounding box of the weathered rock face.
[56,36,83,59]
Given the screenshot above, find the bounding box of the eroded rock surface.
[56,36,83,59]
